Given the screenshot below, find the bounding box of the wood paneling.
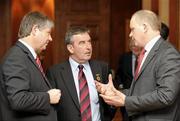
[66,0,100,14]
[0,0,11,60]
[110,0,142,71]
[110,1,141,120]
[11,0,54,44]
[151,0,159,14]
[10,0,54,70]
[53,0,110,64]
[169,0,180,50]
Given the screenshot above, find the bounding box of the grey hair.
[65,26,90,45]
[18,11,54,38]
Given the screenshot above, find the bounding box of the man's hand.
[95,74,126,107]
[47,89,61,104]
[95,74,116,95]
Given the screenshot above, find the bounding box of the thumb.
[108,74,113,85]
[108,74,116,90]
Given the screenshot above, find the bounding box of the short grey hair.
[18,11,54,38]
[65,26,90,45]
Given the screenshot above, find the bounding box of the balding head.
[129,10,161,48]
[131,10,161,31]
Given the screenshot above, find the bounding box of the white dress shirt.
[18,39,37,59]
[140,35,161,69]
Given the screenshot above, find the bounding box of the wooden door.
[52,0,110,64]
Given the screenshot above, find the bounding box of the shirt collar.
[144,35,161,52]
[18,39,37,59]
[69,57,89,71]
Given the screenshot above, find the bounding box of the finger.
[108,74,113,85]
[95,80,103,86]
[108,74,117,91]
[100,87,106,94]
[111,86,119,94]
[95,81,105,91]
[100,94,117,106]
[95,83,101,90]
[96,85,104,94]
[99,94,111,100]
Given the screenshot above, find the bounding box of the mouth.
[45,42,49,46]
[85,52,91,56]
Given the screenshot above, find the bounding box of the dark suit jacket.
[0,41,57,121]
[115,52,134,89]
[125,38,180,121]
[46,60,115,121]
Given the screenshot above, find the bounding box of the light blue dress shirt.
[69,57,101,121]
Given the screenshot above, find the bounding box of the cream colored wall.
[142,0,151,10]
[159,0,169,26]
[142,0,169,40]
[142,0,169,25]
[142,0,180,50]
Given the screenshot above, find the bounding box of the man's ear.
[143,23,148,33]
[67,44,74,54]
[31,25,39,36]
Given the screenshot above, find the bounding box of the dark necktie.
[134,49,146,80]
[78,65,92,121]
[36,56,45,77]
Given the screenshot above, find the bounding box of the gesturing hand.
[95,74,116,96]
[95,74,126,107]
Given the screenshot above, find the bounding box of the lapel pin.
[96,74,101,82]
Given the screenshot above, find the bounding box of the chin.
[87,57,91,60]
[42,46,47,50]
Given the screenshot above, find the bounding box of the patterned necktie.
[78,65,92,121]
[35,56,45,77]
[134,49,146,80]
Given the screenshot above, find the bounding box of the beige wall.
[142,0,180,50]
[142,0,151,10]
[159,0,169,26]
[142,0,169,25]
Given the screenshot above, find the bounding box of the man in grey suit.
[95,10,180,121]
[0,11,61,121]
[46,26,115,121]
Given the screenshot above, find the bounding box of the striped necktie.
[134,49,146,80]
[78,65,92,121]
[35,56,45,77]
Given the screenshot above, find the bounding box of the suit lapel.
[61,61,80,110]
[137,39,162,80]
[89,61,103,83]
[89,60,106,120]
[16,41,52,88]
[129,39,162,95]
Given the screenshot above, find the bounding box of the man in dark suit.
[46,26,115,121]
[115,40,142,90]
[95,10,180,121]
[0,11,61,121]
